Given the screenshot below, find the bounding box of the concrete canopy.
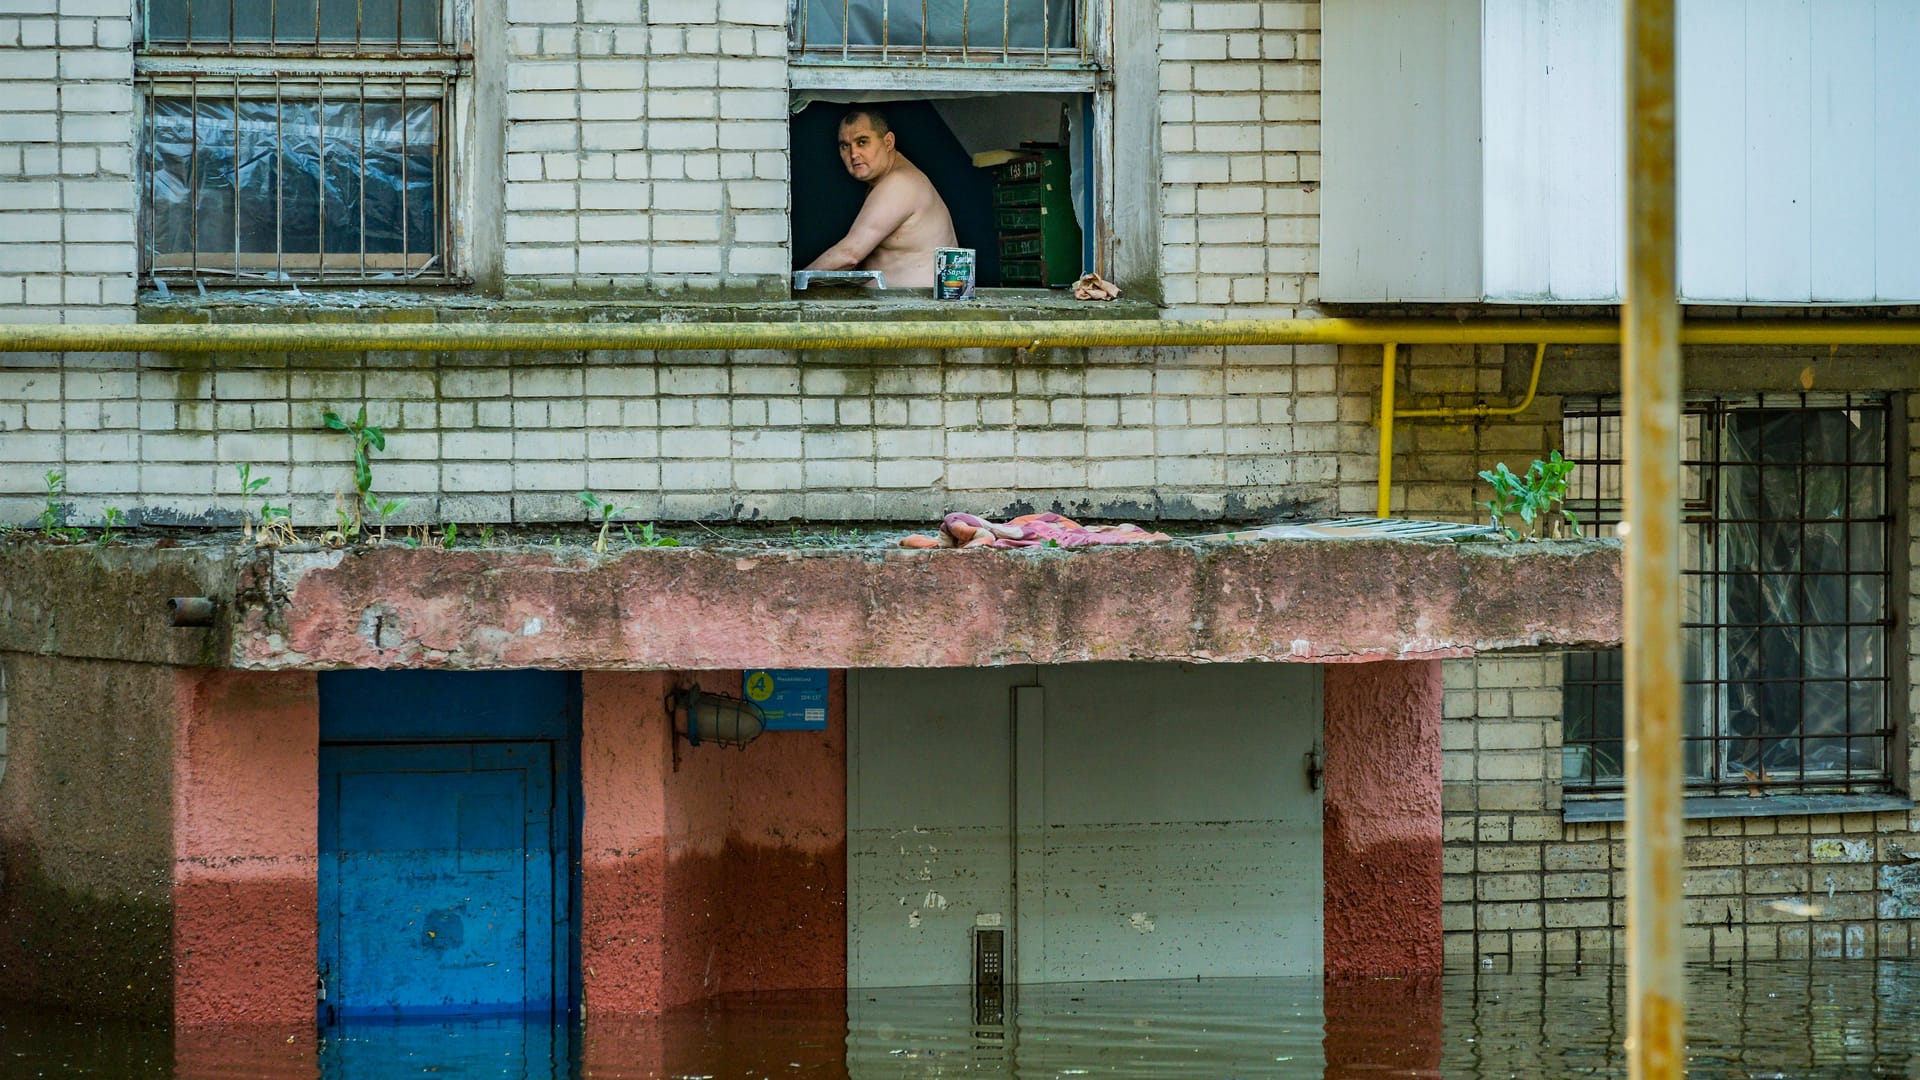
[0,536,1621,670]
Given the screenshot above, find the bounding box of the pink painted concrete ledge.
[228,539,1620,670]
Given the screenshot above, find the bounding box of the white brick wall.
[0,0,1334,308]
[1157,0,1319,316]
[502,0,788,296]
[0,340,1342,527]
[0,0,136,325]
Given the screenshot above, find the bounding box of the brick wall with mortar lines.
[0,0,137,326]
[0,0,1342,309]
[1157,0,1319,315]
[0,340,1350,526]
[1429,388,1920,964]
[1330,341,1564,519]
[503,0,789,294]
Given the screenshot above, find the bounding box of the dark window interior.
[790,99,1003,285]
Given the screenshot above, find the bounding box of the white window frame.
[786,0,1132,290]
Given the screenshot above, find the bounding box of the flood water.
[6,958,1920,1078]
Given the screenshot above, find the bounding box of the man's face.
[837,117,896,183]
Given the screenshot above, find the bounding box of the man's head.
[836,108,897,184]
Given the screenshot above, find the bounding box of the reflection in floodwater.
[7,959,1920,1077]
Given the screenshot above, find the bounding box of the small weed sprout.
[97,507,125,545]
[440,522,459,550]
[39,470,66,537]
[322,499,355,547]
[369,496,408,542]
[578,490,636,554]
[236,464,296,545]
[622,522,680,549]
[1478,451,1580,541]
[477,524,496,547]
[321,406,388,536]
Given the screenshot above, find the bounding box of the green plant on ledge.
[38,470,66,537]
[322,406,388,538]
[1479,451,1580,541]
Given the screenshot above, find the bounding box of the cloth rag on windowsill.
[900,512,1172,549]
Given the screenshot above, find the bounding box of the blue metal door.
[317,670,577,1025]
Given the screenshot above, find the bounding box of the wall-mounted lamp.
[667,683,766,749]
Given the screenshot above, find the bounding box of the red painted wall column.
[580,671,847,1016]
[172,670,320,1025]
[1321,659,1443,977]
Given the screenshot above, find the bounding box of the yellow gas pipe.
[1376,342,1546,517]
[6,317,1920,354]
[0,319,1914,529]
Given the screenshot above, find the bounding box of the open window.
[788,0,1107,293]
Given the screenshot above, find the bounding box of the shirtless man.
[804,108,956,289]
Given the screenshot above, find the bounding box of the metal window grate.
[140,75,452,285]
[1560,395,1894,795]
[141,0,456,55]
[135,0,465,286]
[791,0,1092,68]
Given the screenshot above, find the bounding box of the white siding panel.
[1874,0,1920,300]
[1743,0,1814,301]
[1544,0,1623,300]
[1319,0,1483,302]
[1677,0,1747,300]
[1809,0,1877,300]
[1482,0,1552,300]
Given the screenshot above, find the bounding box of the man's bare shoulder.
[874,159,940,201]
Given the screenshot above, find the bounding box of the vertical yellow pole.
[1377,343,1397,518]
[1623,0,1685,1077]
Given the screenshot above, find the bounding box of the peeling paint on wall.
[1127,912,1156,933]
[1878,860,1920,919]
[1811,838,1873,863]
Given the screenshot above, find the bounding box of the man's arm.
[804,179,914,271]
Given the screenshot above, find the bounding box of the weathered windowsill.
[137,288,1160,325]
[1563,791,1914,823]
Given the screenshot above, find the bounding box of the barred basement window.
[1559,395,1895,795]
[136,0,469,286]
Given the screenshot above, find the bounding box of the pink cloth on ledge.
[900,512,1173,549]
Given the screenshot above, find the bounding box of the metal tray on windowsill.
[793,270,885,291]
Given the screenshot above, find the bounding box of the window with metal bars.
[1558,395,1895,795]
[791,0,1091,69]
[136,0,467,286]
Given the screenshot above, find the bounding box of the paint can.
[934,247,976,300]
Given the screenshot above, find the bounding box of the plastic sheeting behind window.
[144,95,441,280]
[1712,407,1888,781]
[794,0,1074,53]
[144,0,442,47]
[1559,396,1892,793]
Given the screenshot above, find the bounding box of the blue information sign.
[742,669,829,731]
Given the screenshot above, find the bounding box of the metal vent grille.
[972,928,1005,1026]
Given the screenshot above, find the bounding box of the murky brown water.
[5,959,1919,1077]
